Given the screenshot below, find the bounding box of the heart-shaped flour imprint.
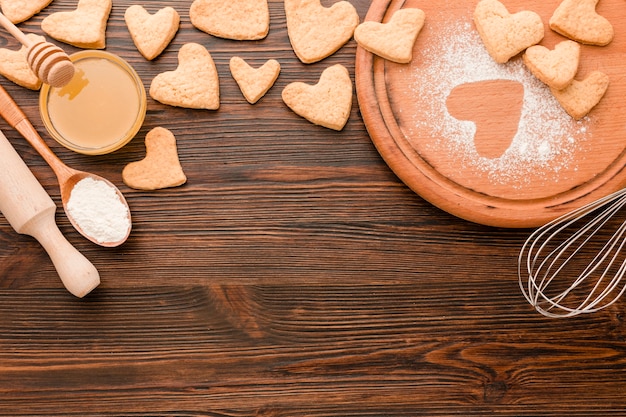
[550,0,614,46]
[149,43,220,110]
[125,5,180,60]
[447,80,524,159]
[122,127,187,191]
[190,0,269,40]
[282,64,352,131]
[473,0,544,64]
[1,0,51,23]
[523,40,580,90]
[551,71,609,120]
[230,57,280,104]
[0,33,43,90]
[354,8,425,64]
[41,0,111,49]
[285,0,359,64]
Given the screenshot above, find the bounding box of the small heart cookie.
[354,8,425,64]
[473,0,544,64]
[125,5,180,61]
[230,57,280,104]
[0,0,52,23]
[122,127,187,191]
[190,0,269,41]
[282,64,352,131]
[523,40,580,90]
[551,71,609,120]
[0,33,43,90]
[41,0,111,49]
[149,43,220,110]
[550,0,613,46]
[285,0,359,64]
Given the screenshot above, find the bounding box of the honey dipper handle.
[0,12,33,47]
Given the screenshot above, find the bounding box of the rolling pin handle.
[26,210,100,298]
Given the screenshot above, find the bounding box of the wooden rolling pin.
[0,129,99,297]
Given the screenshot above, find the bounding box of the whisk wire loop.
[519,188,626,317]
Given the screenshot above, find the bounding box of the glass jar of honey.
[39,50,146,155]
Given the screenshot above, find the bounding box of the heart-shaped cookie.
[285,0,359,64]
[41,0,111,49]
[125,5,180,61]
[1,0,51,23]
[473,0,544,64]
[282,64,352,131]
[149,43,220,110]
[190,0,269,40]
[0,33,43,90]
[551,71,609,120]
[230,57,280,104]
[354,8,425,64]
[550,0,613,46]
[523,40,580,90]
[122,127,187,191]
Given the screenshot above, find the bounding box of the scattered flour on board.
[403,19,591,187]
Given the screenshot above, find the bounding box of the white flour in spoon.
[67,177,131,244]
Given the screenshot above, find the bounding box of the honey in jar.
[40,51,146,155]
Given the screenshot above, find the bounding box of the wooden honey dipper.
[0,12,75,88]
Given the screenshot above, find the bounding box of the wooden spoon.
[0,83,131,247]
[0,12,75,88]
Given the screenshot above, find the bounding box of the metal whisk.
[519,188,626,318]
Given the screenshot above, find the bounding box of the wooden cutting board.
[355,0,626,228]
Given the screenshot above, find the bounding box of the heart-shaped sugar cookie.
[473,0,544,64]
[41,0,111,49]
[122,127,187,191]
[523,40,580,90]
[285,0,359,64]
[125,5,180,60]
[230,57,280,104]
[149,43,220,110]
[282,64,352,131]
[1,0,51,23]
[190,0,269,40]
[354,8,425,64]
[551,71,609,120]
[0,33,43,90]
[550,0,613,46]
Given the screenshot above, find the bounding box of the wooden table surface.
[1,1,626,415]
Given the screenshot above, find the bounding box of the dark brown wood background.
[1,1,625,415]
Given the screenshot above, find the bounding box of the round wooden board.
[355,0,626,228]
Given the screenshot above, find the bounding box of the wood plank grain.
[0,0,625,416]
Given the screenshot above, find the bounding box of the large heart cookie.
[550,0,613,46]
[190,0,269,40]
[41,0,111,49]
[473,0,544,64]
[0,0,51,23]
[125,5,180,60]
[230,57,280,104]
[551,71,609,120]
[282,64,352,131]
[0,33,43,90]
[523,40,580,90]
[285,0,359,64]
[122,127,187,191]
[149,43,220,110]
[354,8,425,64]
